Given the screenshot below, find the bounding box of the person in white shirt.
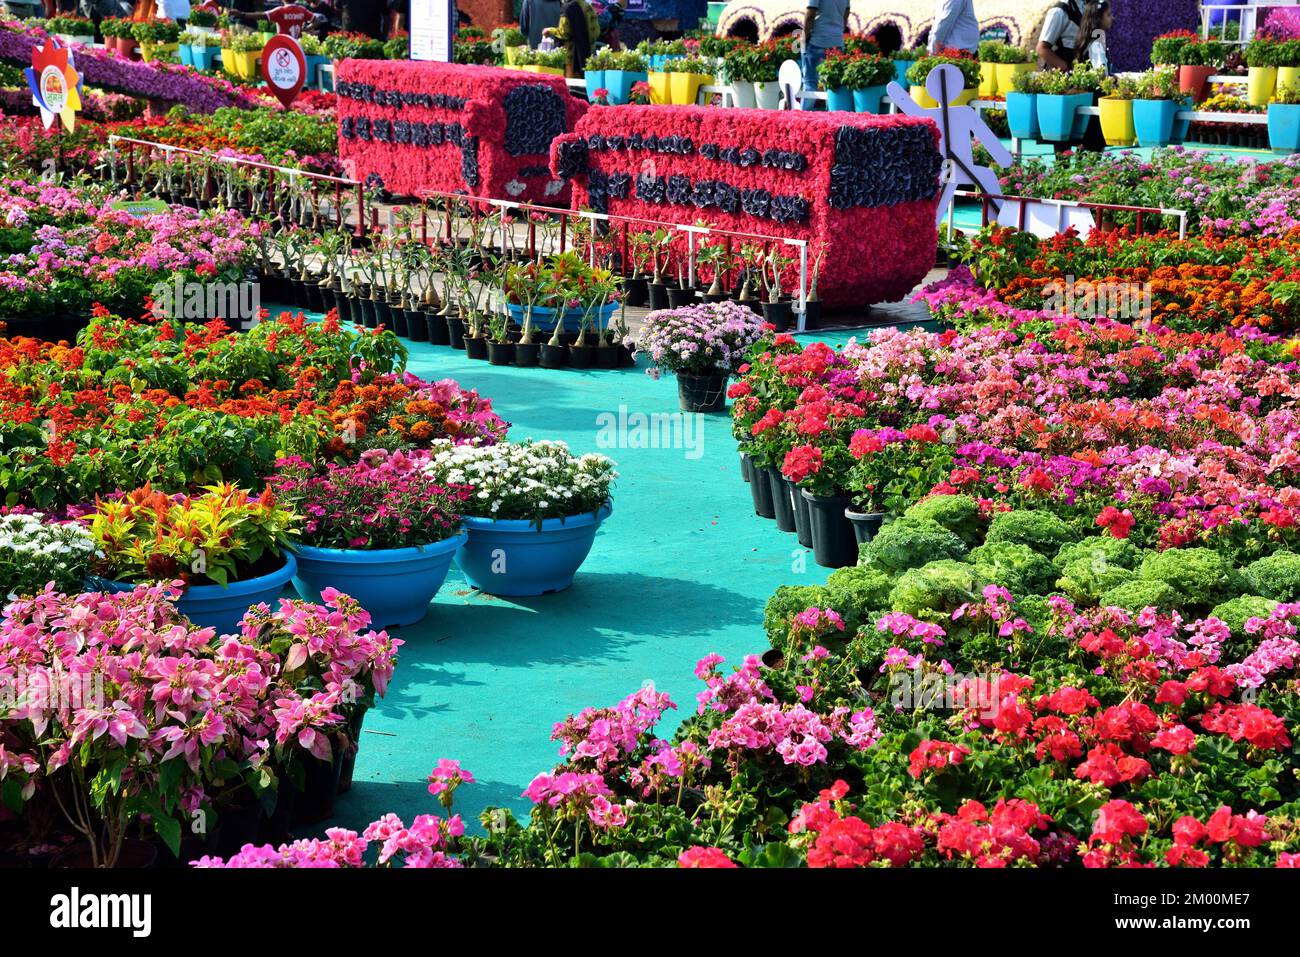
[1036,0,1083,69]
[159,0,192,26]
[928,0,980,54]
[1075,0,1112,73]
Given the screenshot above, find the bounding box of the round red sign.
[261,34,306,109]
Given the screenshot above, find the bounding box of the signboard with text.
[409,0,454,62]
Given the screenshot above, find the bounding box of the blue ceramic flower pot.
[605,69,646,105]
[1132,98,1177,147]
[825,86,854,111]
[1005,91,1038,138]
[585,69,606,101]
[894,60,913,85]
[1037,93,1091,141]
[852,84,887,113]
[1269,102,1300,153]
[99,553,297,636]
[290,533,466,629]
[456,504,612,596]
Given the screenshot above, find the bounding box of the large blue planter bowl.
[1269,102,1300,153]
[456,504,612,596]
[98,553,297,636]
[1005,92,1038,139]
[290,533,466,629]
[505,301,616,332]
[1132,98,1177,147]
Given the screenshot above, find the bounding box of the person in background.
[1036,0,1084,69]
[1075,0,1111,72]
[521,0,564,49]
[801,0,850,110]
[928,0,980,55]
[546,0,599,76]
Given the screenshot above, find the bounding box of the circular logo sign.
[260,34,307,109]
[40,65,66,113]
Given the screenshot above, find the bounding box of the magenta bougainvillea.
[336,60,587,204]
[551,105,943,307]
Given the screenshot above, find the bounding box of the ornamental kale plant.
[423,440,616,523]
[270,450,470,551]
[634,301,766,377]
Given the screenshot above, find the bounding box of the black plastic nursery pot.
[762,300,794,332]
[514,341,541,367]
[750,461,776,518]
[333,289,353,324]
[677,372,728,412]
[373,297,393,330]
[422,310,448,345]
[846,508,887,546]
[306,282,325,313]
[595,344,620,368]
[623,275,649,306]
[447,315,466,349]
[802,300,823,329]
[740,450,753,484]
[540,342,568,368]
[765,468,796,533]
[290,753,343,828]
[802,490,858,568]
[648,281,673,311]
[568,343,594,368]
[790,480,814,547]
[389,301,410,338]
[406,307,429,342]
[667,286,697,308]
[487,339,515,365]
[356,297,376,328]
[464,335,488,360]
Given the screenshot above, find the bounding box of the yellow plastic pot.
[1248,65,1277,106]
[978,61,996,97]
[1278,65,1300,95]
[669,71,712,105]
[537,66,566,76]
[221,46,238,77]
[504,44,526,66]
[648,70,671,105]
[1098,95,1136,146]
[911,84,975,108]
[995,62,1032,95]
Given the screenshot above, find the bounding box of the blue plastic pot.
[505,301,616,332]
[826,86,854,111]
[1005,92,1038,138]
[1170,95,1193,142]
[178,44,195,68]
[894,60,913,85]
[1269,102,1300,153]
[99,553,297,636]
[290,533,466,629]
[605,69,647,105]
[1036,92,1091,141]
[1132,98,1177,147]
[304,53,328,86]
[852,84,887,113]
[1071,93,1095,138]
[456,503,612,596]
[584,69,606,102]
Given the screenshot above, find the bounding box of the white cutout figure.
[886,64,1013,227]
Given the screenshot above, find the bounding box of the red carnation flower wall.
[337,60,587,205]
[551,106,942,307]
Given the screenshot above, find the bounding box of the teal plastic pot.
[1036,93,1090,141]
[290,533,467,629]
[1005,91,1038,138]
[852,84,887,113]
[826,86,854,111]
[1170,95,1192,142]
[197,46,222,71]
[605,69,646,104]
[893,60,913,85]
[304,53,328,86]
[1269,102,1300,153]
[99,553,297,636]
[584,69,606,101]
[456,503,612,596]
[1132,98,1177,147]
[178,44,195,68]
[1072,93,1095,138]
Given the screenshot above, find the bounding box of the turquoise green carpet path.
[327,329,861,834]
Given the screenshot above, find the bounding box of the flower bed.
[336,60,587,204]
[550,105,943,306]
